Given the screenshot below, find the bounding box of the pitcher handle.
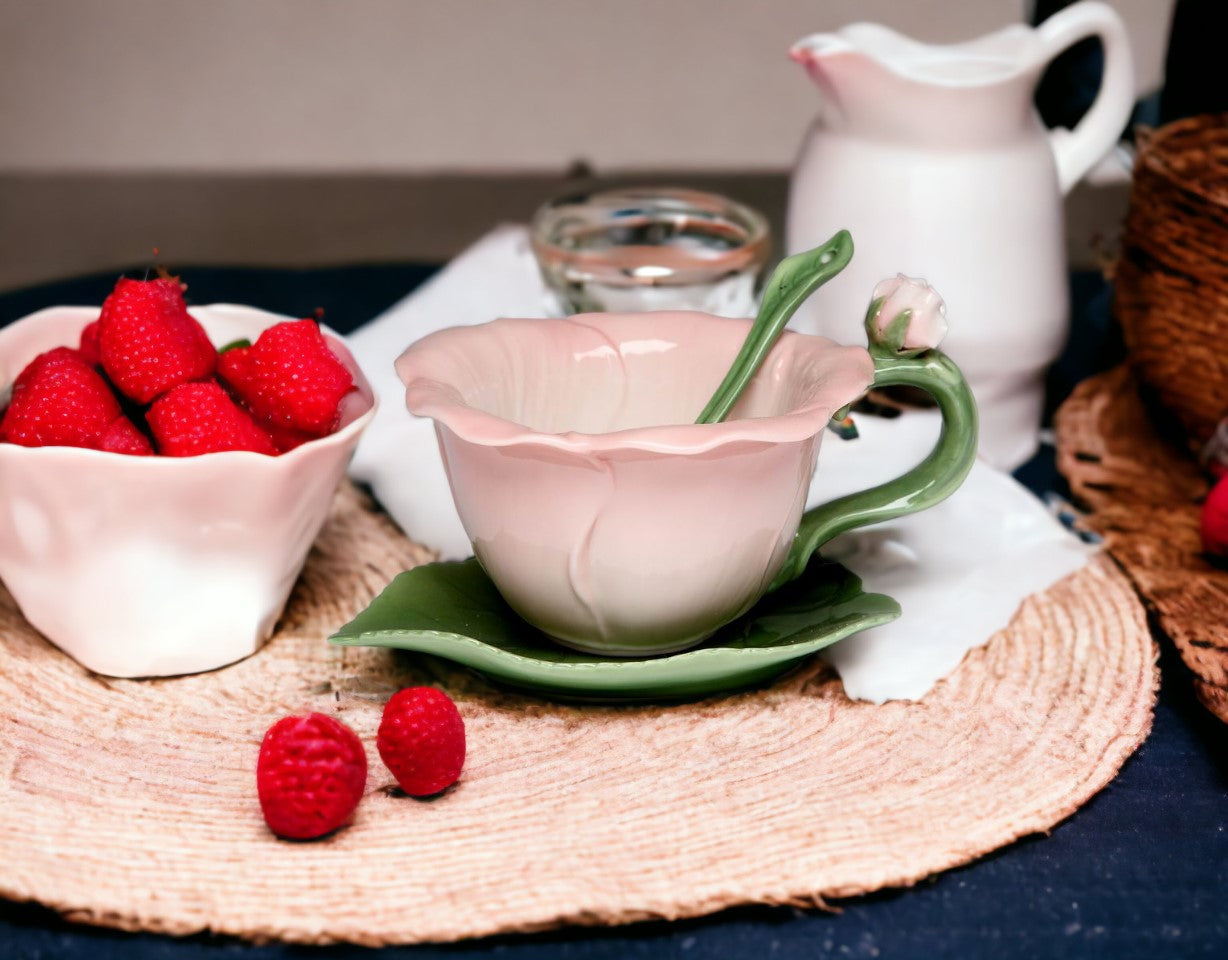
[771,303,978,589]
[1037,0,1136,195]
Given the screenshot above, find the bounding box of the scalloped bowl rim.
[0,303,378,463]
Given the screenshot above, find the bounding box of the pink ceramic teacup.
[397,300,976,657]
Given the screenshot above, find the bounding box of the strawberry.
[376,687,465,797]
[257,713,368,840]
[1202,476,1228,555]
[147,381,278,456]
[216,341,251,385]
[218,344,314,451]
[0,347,121,449]
[100,415,154,455]
[219,320,353,437]
[263,422,317,454]
[98,276,217,404]
[78,319,102,367]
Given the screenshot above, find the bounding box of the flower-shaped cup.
[0,304,376,677]
[397,309,976,657]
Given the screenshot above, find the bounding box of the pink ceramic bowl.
[397,311,873,656]
[0,304,376,677]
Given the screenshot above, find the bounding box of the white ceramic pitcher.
[786,0,1133,469]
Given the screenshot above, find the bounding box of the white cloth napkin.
[347,225,1096,703]
[808,412,1095,701]
[348,225,548,557]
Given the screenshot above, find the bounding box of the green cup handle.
[691,229,978,592]
[770,346,979,590]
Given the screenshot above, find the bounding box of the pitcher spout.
[789,32,865,87]
[789,33,856,67]
[789,20,1042,143]
[793,21,1040,90]
[788,31,876,117]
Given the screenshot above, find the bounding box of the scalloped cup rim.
[398,310,872,455]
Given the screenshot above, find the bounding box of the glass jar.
[530,187,770,316]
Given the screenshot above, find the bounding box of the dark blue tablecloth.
[1,265,1225,960]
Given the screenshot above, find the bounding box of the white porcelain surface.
[786,1,1134,470]
[0,304,376,677]
[397,311,873,655]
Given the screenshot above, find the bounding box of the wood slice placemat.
[1056,364,1228,723]
[0,484,1156,946]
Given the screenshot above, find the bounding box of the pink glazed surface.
[397,311,874,655]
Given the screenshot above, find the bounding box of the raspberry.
[147,381,277,456]
[98,276,217,404]
[0,347,121,449]
[100,415,154,455]
[219,320,353,437]
[377,687,465,796]
[257,713,367,840]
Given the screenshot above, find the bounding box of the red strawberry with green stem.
[98,275,217,404]
[219,320,354,438]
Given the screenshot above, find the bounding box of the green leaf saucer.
[329,558,900,702]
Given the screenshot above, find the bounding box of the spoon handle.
[695,230,854,425]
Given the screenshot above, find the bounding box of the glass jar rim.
[530,186,771,289]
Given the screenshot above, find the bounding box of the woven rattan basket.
[1115,113,1228,447]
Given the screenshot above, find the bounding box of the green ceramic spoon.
[695,229,854,424]
[697,230,979,591]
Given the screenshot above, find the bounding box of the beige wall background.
[0,0,1173,174]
